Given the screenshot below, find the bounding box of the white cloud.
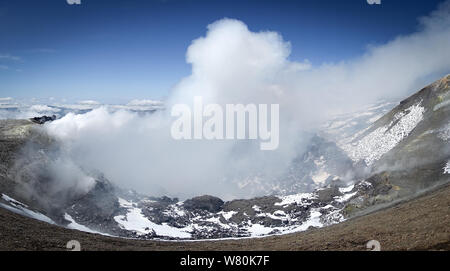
[78,100,100,105]
[127,99,163,106]
[66,0,81,5]
[0,54,21,61]
[42,2,450,200]
[29,105,61,113]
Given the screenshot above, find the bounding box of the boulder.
[317,187,342,202]
[30,115,57,124]
[183,195,224,212]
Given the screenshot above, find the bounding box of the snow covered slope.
[341,102,425,166]
[339,75,450,172]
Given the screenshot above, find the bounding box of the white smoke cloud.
[0,97,13,103]
[127,99,164,106]
[78,100,100,105]
[0,54,21,61]
[43,2,450,200]
[29,105,60,113]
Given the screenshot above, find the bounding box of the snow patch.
[342,103,425,166]
[114,198,191,238]
[246,223,275,236]
[275,192,316,206]
[339,184,355,194]
[0,194,55,224]
[64,213,105,234]
[334,192,358,203]
[252,205,261,212]
[444,161,450,174]
[219,210,237,220]
[286,210,323,232]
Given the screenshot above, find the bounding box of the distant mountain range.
[0,99,164,120]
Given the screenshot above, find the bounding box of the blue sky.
[0,0,445,103]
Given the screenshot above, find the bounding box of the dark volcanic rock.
[366,173,392,196]
[223,196,283,224]
[223,196,281,214]
[317,187,342,202]
[30,115,56,124]
[67,177,120,230]
[183,195,224,212]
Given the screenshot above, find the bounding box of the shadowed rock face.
[0,120,36,198]
[183,195,224,213]
[317,187,342,202]
[68,178,119,223]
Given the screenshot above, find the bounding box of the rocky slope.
[0,181,448,251]
[337,75,450,215]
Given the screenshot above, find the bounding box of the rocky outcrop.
[30,115,57,125]
[317,187,342,202]
[183,195,224,213]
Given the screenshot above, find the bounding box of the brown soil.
[0,183,449,251]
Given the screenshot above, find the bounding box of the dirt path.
[0,183,449,251]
